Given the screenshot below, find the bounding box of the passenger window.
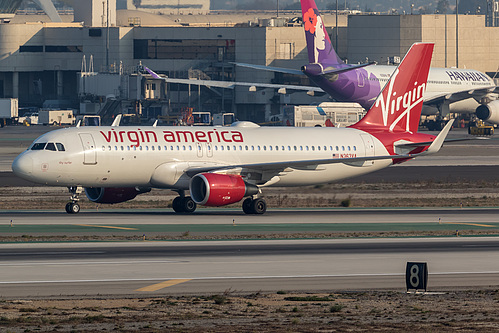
[139,146,142,151]
[312,146,315,151]
[151,146,155,151]
[342,146,345,151]
[294,146,297,151]
[306,146,309,151]
[251,146,254,151]
[145,146,149,151]
[335,146,339,151]
[318,146,321,151]
[353,146,357,151]
[45,142,57,151]
[120,146,124,151]
[221,146,224,151]
[227,146,230,151]
[276,146,279,151]
[245,145,248,151]
[189,145,192,151]
[300,146,303,151]
[348,146,351,151]
[31,142,46,150]
[102,146,105,151]
[269,146,272,151]
[115,146,118,151]
[263,146,267,151]
[56,143,65,151]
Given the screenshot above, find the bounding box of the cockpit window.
[56,143,65,151]
[45,142,57,151]
[31,142,46,150]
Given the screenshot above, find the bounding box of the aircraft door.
[356,71,366,88]
[360,133,374,166]
[79,133,97,165]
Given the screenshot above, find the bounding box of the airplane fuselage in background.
[305,64,495,115]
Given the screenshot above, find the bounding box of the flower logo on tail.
[304,8,317,34]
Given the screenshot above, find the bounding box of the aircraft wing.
[232,61,376,76]
[163,77,324,93]
[144,66,323,93]
[229,62,304,75]
[424,86,498,106]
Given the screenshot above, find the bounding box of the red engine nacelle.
[84,187,150,204]
[190,173,259,206]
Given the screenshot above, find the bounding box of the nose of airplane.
[12,153,33,179]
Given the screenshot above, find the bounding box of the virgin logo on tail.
[375,69,426,133]
[351,43,434,134]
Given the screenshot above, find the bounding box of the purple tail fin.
[301,0,344,65]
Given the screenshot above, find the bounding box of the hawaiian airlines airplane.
[12,43,452,215]
[234,0,499,129]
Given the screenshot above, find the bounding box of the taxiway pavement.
[0,238,498,298]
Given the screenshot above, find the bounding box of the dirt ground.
[1,289,499,332]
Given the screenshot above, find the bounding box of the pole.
[456,0,459,68]
[106,0,109,70]
[336,0,338,51]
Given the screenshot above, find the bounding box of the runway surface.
[0,238,498,298]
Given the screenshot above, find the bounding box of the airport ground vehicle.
[468,119,494,136]
[282,103,365,127]
[0,98,18,127]
[76,115,101,126]
[39,110,75,126]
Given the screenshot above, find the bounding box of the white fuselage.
[366,65,495,114]
[13,123,392,189]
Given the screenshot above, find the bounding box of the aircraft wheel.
[251,198,267,215]
[181,196,197,213]
[172,197,184,213]
[242,198,253,214]
[65,202,72,214]
[68,202,80,214]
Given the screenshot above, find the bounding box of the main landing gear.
[171,190,197,213]
[242,197,267,215]
[66,186,82,214]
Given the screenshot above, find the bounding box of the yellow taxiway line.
[75,224,138,230]
[440,222,496,228]
[135,279,192,292]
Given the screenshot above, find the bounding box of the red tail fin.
[351,43,434,133]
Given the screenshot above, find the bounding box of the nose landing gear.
[66,186,82,214]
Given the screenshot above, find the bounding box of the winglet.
[111,114,122,127]
[425,119,455,154]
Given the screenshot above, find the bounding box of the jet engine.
[84,187,150,204]
[476,100,499,124]
[190,173,259,206]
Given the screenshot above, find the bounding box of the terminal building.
[0,0,498,123]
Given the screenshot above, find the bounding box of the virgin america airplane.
[12,43,452,215]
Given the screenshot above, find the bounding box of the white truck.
[39,109,75,126]
[212,113,236,126]
[0,98,18,127]
[282,102,365,127]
